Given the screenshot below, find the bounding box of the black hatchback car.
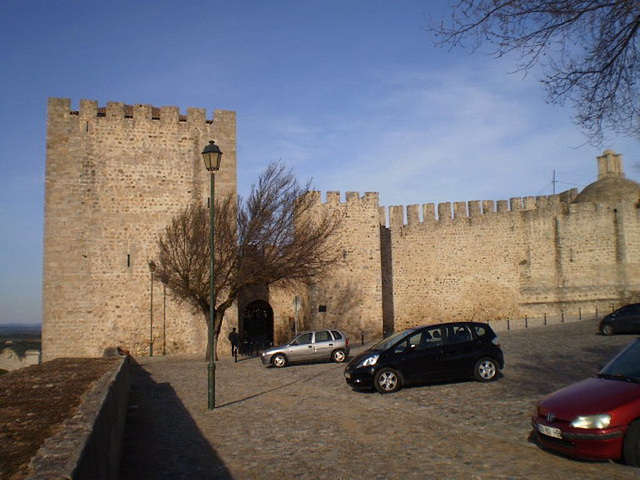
[344,322,504,393]
[600,303,640,336]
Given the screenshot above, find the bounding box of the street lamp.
[148,260,157,357]
[202,140,222,410]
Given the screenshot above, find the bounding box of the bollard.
[579,307,582,320]
[525,317,528,328]
[361,331,364,346]
[544,313,547,326]
[507,319,510,330]
[561,310,564,323]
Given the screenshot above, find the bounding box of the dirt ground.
[0,358,120,480]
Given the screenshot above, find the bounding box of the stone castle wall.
[520,200,640,314]
[389,199,529,330]
[43,98,237,360]
[309,187,639,340]
[43,97,639,358]
[306,192,385,342]
[262,191,385,345]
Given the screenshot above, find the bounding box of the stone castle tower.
[43,98,236,360]
[43,97,640,359]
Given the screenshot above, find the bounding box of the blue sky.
[1,1,638,325]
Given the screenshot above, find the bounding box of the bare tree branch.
[433,0,640,143]
[154,161,343,360]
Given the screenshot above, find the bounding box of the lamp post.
[148,260,157,357]
[202,140,222,410]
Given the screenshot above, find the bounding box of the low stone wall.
[26,356,130,480]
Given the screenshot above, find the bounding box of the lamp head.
[202,140,223,172]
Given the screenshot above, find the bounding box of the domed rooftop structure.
[573,150,640,204]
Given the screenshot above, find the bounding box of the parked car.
[261,329,349,368]
[600,303,640,336]
[344,322,504,394]
[532,338,640,465]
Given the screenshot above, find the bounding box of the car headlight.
[571,414,611,429]
[357,354,379,368]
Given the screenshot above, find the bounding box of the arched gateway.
[242,300,274,350]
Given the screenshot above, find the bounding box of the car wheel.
[623,420,640,466]
[374,368,402,393]
[474,357,498,382]
[600,322,615,336]
[272,353,287,368]
[331,349,346,363]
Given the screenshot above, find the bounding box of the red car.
[532,339,640,465]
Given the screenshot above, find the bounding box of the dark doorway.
[242,300,274,351]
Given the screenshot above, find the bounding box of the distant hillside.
[0,324,41,362]
[0,323,41,336]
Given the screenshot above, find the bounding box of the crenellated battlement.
[309,191,386,226]
[311,190,380,207]
[385,189,579,229]
[313,188,579,230]
[48,97,232,125]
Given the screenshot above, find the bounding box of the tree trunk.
[204,308,227,362]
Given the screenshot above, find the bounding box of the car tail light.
[346,337,349,348]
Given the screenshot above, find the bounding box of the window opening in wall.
[127,254,131,267]
[319,305,327,312]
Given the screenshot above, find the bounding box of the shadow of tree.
[119,359,233,480]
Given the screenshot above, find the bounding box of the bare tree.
[434,1,640,143]
[155,162,343,360]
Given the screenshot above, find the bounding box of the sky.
[1,1,639,325]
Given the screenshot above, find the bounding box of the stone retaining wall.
[26,356,130,480]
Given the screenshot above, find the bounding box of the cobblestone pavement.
[119,320,640,479]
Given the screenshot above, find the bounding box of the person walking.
[228,327,239,362]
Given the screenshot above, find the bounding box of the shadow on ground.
[504,333,634,396]
[118,359,232,480]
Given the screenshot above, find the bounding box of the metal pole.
[150,270,154,357]
[208,171,216,410]
[162,282,166,356]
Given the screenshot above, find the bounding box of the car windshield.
[368,329,416,351]
[599,340,640,382]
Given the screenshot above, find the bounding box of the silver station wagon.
[261,329,350,368]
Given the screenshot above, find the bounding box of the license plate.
[538,424,562,439]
